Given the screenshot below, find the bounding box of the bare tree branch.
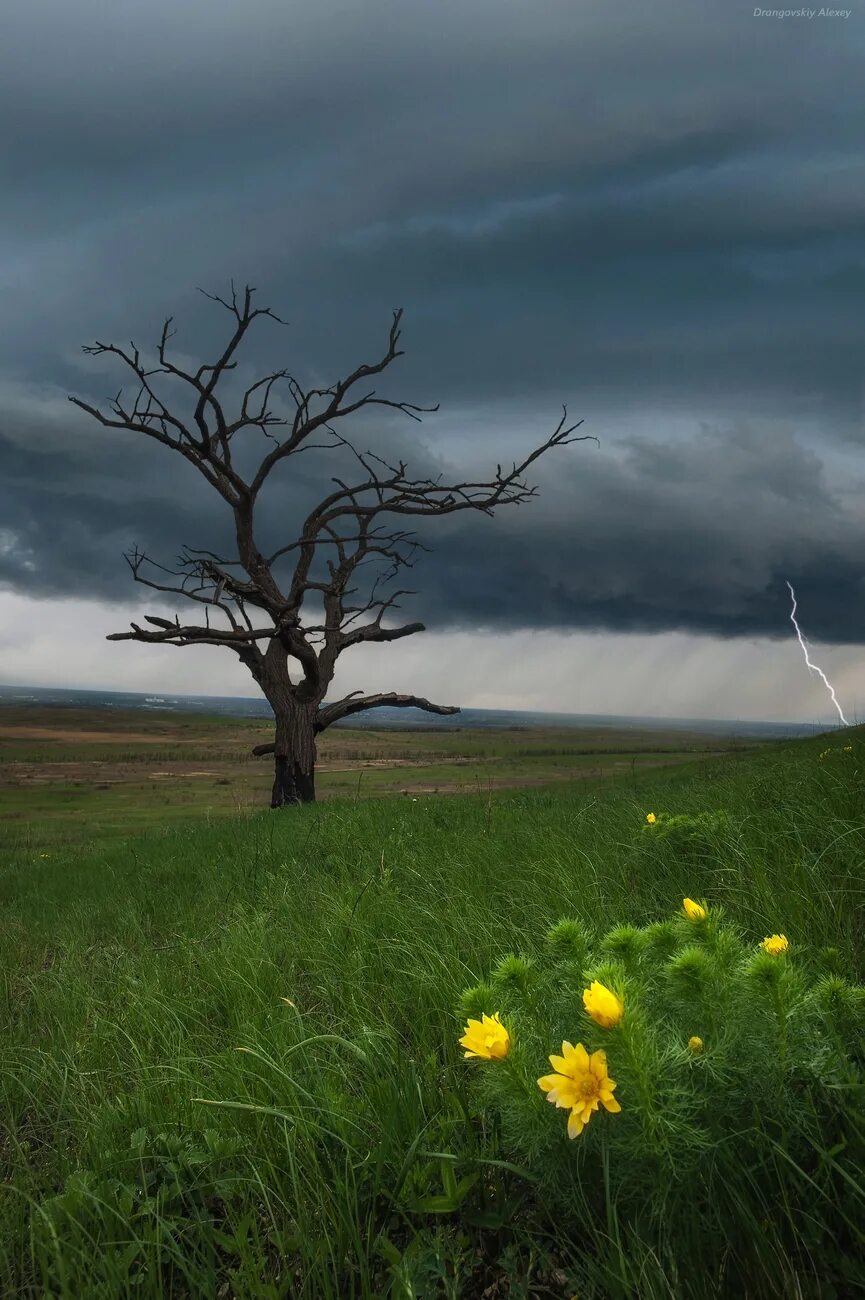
[248,309,439,494]
[315,691,460,732]
[106,622,273,647]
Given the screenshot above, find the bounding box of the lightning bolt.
[786,580,849,727]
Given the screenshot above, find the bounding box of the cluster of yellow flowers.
[819,745,854,759]
[460,898,791,1140]
[459,983,624,1141]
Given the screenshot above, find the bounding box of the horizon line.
[0,681,840,730]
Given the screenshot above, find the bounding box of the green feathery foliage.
[459,903,865,1295]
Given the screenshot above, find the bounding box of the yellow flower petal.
[589,1048,608,1077]
[552,1080,580,1109]
[567,1110,585,1139]
[567,1042,591,1070]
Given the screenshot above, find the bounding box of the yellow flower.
[459,1012,510,1060]
[843,745,853,752]
[688,1035,704,1053]
[582,980,624,1029]
[538,1041,621,1139]
[682,897,708,921]
[646,812,657,824]
[760,934,789,956]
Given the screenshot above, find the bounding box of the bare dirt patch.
[0,724,200,745]
[1,760,245,787]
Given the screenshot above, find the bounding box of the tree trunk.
[270,699,317,807]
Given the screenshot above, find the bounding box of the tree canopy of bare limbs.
[70,285,596,805]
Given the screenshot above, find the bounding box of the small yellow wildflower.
[646,812,657,825]
[538,1042,621,1139]
[843,745,853,752]
[682,897,708,921]
[688,1035,704,1053]
[582,980,624,1028]
[760,934,789,956]
[459,1012,510,1060]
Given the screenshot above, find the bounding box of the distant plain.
[0,703,754,851]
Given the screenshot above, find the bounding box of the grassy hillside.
[1,730,863,1297]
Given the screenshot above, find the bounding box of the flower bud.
[582,980,624,1028]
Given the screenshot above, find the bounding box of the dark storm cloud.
[403,425,865,644]
[3,404,865,643]
[2,0,865,641]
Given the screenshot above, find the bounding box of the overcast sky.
[2,0,864,723]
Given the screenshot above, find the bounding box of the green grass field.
[1,714,863,1297]
[0,705,747,852]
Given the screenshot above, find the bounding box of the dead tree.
[70,285,595,806]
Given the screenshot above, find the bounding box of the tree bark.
[270,698,317,807]
[271,754,316,806]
